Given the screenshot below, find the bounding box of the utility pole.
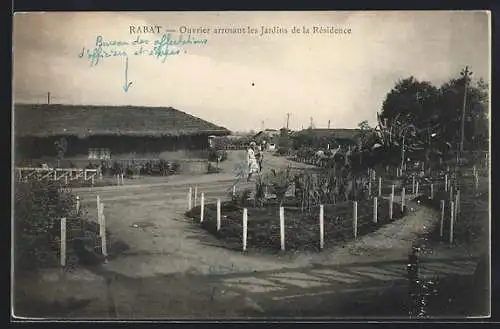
[328,120,331,129]
[47,92,51,104]
[310,117,314,129]
[286,113,291,130]
[261,120,264,132]
[459,66,472,160]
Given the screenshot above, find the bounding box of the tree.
[54,137,67,168]
[379,74,489,165]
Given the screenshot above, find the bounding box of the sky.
[13,11,490,132]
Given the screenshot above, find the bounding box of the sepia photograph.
[12,11,490,320]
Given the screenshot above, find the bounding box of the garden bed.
[185,198,406,254]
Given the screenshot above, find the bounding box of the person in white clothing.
[247,142,260,181]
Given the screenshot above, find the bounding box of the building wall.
[15,134,212,166]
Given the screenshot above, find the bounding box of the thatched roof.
[293,128,363,141]
[14,104,231,138]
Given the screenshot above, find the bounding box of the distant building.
[252,129,280,151]
[14,104,230,166]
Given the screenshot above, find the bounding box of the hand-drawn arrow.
[123,56,133,92]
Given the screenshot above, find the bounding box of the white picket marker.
[200,192,205,223]
[319,205,324,249]
[450,201,455,245]
[121,173,124,185]
[455,190,460,217]
[445,174,448,192]
[474,172,479,192]
[96,195,101,223]
[84,170,87,181]
[60,217,67,267]
[430,183,434,199]
[243,208,248,252]
[353,201,358,238]
[412,176,416,194]
[389,184,395,220]
[280,206,285,251]
[99,203,108,258]
[76,195,80,214]
[368,179,372,196]
[401,187,406,212]
[217,198,221,231]
[416,181,419,195]
[194,186,198,207]
[232,185,236,197]
[187,187,192,210]
[54,170,57,181]
[65,175,68,185]
[473,165,477,179]
[378,177,382,197]
[373,197,378,224]
[440,200,445,239]
[449,185,454,205]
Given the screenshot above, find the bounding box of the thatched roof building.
[15,104,230,138]
[14,104,231,163]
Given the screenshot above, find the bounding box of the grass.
[414,175,489,246]
[186,198,406,254]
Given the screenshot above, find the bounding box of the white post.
[60,217,67,267]
[373,197,378,223]
[389,184,394,220]
[99,203,108,257]
[412,175,416,194]
[368,178,372,197]
[431,183,434,199]
[319,205,324,249]
[416,181,419,195]
[378,177,382,197]
[280,206,285,251]
[76,195,80,214]
[401,187,406,212]
[121,173,124,185]
[243,208,248,251]
[449,185,453,205]
[440,200,445,239]
[200,192,205,223]
[353,201,358,238]
[194,186,198,207]
[54,170,57,181]
[96,195,101,224]
[232,185,236,197]
[455,190,460,217]
[65,175,68,185]
[450,201,455,244]
[217,198,221,231]
[188,187,192,210]
[445,174,448,192]
[474,172,479,192]
[84,170,87,181]
[473,165,477,178]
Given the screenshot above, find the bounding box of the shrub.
[14,180,103,272]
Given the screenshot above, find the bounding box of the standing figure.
[257,142,265,172]
[247,142,260,182]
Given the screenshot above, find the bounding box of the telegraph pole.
[459,66,473,161]
[286,113,291,130]
[328,120,331,129]
[47,92,51,104]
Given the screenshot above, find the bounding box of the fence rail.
[15,167,100,184]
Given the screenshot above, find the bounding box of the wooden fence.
[15,167,100,184]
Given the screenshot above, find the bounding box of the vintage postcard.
[12,11,490,320]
